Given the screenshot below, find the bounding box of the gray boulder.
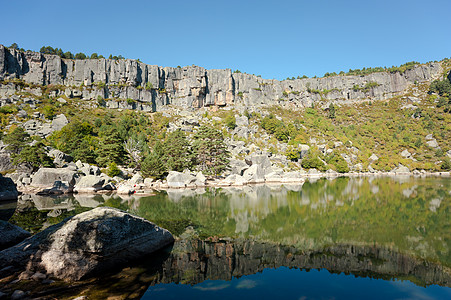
[129,173,144,185]
[31,168,77,188]
[51,114,69,132]
[242,164,265,183]
[166,171,196,188]
[0,221,30,250]
[0,207,174,281]
[48,149,73,167]
[230,159,249,175]
[393,164,410,174]
[0,152,13,172]
[74,175,105,193]
[0,174,18,201]
[298,144,310,159]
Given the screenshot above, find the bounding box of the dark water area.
[3,176,451,299]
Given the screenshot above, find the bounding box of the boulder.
[129,173,144,185]
[369,154,379,162]
[298,144,310,159]
[281,172,305,183]
[392,164,410,174]
[31,168,77,188]
[117,184,135,194]
[230,159,249,175]
[242,164,265,183]
[37,180,74,195]
[48,149,73,167]
[0,207,174,281]
[195,172,207,186]
[223,174,247,186]
[0,221,31,250]
[245,154,272,175]
[74,175,105,193]
[166,171,196,188]
[0,174,18,201]
[51,114,68,132]
[426,139,439,148]
[0,152,13,172]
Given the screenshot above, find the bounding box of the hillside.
[0,44,450,193]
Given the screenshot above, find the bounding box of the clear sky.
[2,0,450,80]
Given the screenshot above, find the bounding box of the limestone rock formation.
[0,45,443,111]
[0,207,174,281]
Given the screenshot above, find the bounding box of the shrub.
[301,154,326,171]
[107,162,121,177]
[441,158,451,171]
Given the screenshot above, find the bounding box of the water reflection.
[5,176,451,294]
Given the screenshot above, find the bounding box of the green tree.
[328,103,336,119]
[163,130,194,172]
[75,52,87,60]
[326,154,349,173]
[49,120,96,163]
[12,142,54,172]
[301,154,327,171]
[2,127,30,154]
[95,127,126,167]
[140,141,167,179]
[90,53,99,59]
[9,43,19,50]
[193,126,230,176]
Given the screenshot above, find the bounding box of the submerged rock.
[0,207,174,281]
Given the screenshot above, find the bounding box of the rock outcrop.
[0,45,443,111]
[0,173,18,200]
[0,207,174,281]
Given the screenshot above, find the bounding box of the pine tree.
[328,103,336,119]
[163,129,194,172]
[2,127,30,154]
[95,127,126,167]
[140,141,167,179]
[193,126,230,177]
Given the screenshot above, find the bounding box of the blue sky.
[2,0,450,80]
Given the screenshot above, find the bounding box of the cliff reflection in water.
[149,237,451,288]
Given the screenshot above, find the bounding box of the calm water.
[4,176,451,299]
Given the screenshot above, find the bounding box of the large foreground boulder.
[0,173,18,200]
[0,220,31,250]
[0,207,174,281]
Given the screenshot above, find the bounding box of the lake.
[3,176,451,299]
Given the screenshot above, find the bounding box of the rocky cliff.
[0,45,444,111]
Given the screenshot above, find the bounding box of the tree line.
[1,112,230,178]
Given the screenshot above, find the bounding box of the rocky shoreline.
[8,169,450,199]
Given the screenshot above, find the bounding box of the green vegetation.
[193,126,230,176]
[163,130,195,172]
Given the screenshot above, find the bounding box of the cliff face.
[0,45,444,111]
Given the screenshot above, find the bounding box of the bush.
[326,154,349,173]
[223,113,236,130]
[441,158,451,170]
[301,154,326,171]
[107,162,121,177]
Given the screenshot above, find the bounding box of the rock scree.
[0,207,174,281]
